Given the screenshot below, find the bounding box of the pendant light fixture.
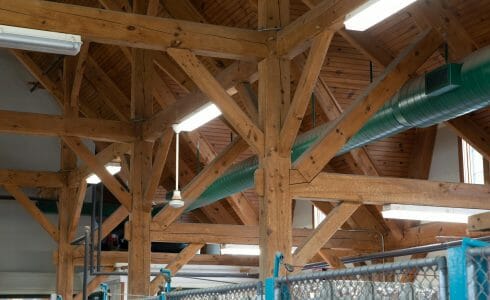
[169,126,185,208]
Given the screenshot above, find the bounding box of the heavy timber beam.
[62,136,132,210]
[0,0,269,60]
[68,143,131,187]
[291,172,490,210]
[0,170,64,188]
[167,48,264,155]
[143,61,256,141]
[69,251,260,267]
[127,2,154,294]
[408,0,477,60]
[0,110,135,142]
[3,184,59,242]
[280,30,333,151]
[293,202,360,267]
[149,243,204,295]
[292,29,443,182]
[257,0,292,279]
[386,222,479,249]
[276,0,366,58]
[148,223,380,252]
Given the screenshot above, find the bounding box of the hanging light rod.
[382,204,488,224]
[344,0,419,31]
[0,25,82,55]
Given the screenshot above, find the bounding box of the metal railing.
[165,281,263,300]
[274,257,447,300]
[466,246,490,300]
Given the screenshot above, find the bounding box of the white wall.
[429,125,461,182]
[0,50,93,294]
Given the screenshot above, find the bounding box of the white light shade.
[0,25,82,55]
[382,204,488,223]
[344,0,418,31]
[169,190,185,208]
[85,162,121,184]
[172,103,222,133]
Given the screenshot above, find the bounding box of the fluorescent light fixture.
[0,25,82,55]
[221,244,261,256]
[344,0,418,31]
[172,103,222,133]
[85,162,121,184]
[382,204,488,224]
[220,245,298,256]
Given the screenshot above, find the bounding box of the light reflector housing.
[0,25,82,55]
[85,162,121,184]
[344,0,418,31]
[172,103,222,133]
[382,204,488,224]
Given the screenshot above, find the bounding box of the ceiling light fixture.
[382,204,488,224]
[85,162,121,184]
[172,103,222,133]
[0,25,82,55]
[344,0,418,31]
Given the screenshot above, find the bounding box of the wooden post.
[57,56,78,300]
[127,0,154,295]
[256,0,292,279]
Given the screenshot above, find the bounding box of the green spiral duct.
[185,46,490,211]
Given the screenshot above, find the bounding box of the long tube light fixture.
[172,103,222,133]
[0,25,82,55]
[344,0,418,31]
[382,204,488,224]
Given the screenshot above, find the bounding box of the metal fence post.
[436,256,448,300]
[448,238,489,299]
[100,283,108,300]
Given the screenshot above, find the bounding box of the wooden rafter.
[149,243,204,295]
[68,142,130,187]
[293,202,360,266]
[166,48,264,155]
[408,0,478,60]
[144,129,174,203]
[276,0,366,58]
[62,136,132,210]
[280,30,333,151]
[293,29,443,182]
[143,61,256,141]
[3,184,59,242]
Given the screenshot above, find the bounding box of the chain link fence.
[466,246,490,300]
[275,257,447,300]
[166,281,262,300]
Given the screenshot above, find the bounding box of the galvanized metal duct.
[186,46,490,211]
